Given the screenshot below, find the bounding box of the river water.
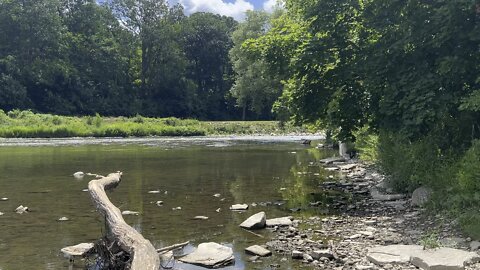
[0,136,338,270]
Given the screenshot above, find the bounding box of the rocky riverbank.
[259,159,480,269]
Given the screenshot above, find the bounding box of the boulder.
[411,187,433,207]
[367,245,423,265]
[179,242,234,268]
[230,204,249,211]
[245,245,271,257]
[239,212,266,230]
[266,217,293,227]
[410,247,480,270]
[470,241,480,251]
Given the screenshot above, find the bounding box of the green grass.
[0,109,309,138]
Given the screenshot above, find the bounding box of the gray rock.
[58,217,69,221]
[410,247,480,270]
[73,171,85,179]
[303,254,314,262]
[148,190,160,194]
[121,210,139,215]
[411,187,433,207]
[193,216,209,220]
[155,200,164,206]
[240,212,266,230]
[179,242,234,268]
[0,197,8,201]
[0,212,3,216]
[266,217,293,227]
[245,245,272,257]
[292,250,303,259]
[320,156,346,164]
[440,237,467,248]
[15,205,28,214]
[61,243,94,258]
[367,245,423,265]
[230,204,249,211]
[470,241,480,251]
[370,188,405,201]
[311,249,334,260]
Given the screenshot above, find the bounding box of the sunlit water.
[0,136,339,270]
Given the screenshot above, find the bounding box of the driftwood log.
[88,172,160,270]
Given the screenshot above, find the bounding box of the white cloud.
[178,0,254,21]
[263,0,277,13]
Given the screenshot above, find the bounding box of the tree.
[229,10,282,120]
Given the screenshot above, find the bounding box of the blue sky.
[175,0,279,20]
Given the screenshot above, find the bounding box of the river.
[0,136,339,269]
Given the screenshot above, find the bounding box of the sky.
[176,0,279,20]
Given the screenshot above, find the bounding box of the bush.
[354,126,379,163]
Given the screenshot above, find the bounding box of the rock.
[440,237,467,248]
[172,207,182,211]
[303,253,314,262]
[73,171,85,178]
[245,245,272,257]
[193,216,209,220]
[0,197,8,201]
[339,164,357,171]
[239,212,266,230]
[121,210,139,215]
[159,251,174,265]
[368,245,480,269]
[155,201,164,206]
[0,212,3,216]
[15,205,28,214]
[266,217,293,227]
[230,204,249,211]
[179,242,234,268]
[410,247,480,270]
[320,156,346,164]
[411,187,432,207]
[292,250,303,259]
[470,241,480,251]
[370,188,405,201]
[148,190,160,194]
[215,208,221,212]
[61,243,94,258]
[213,193,221,197]
[311,249,334,260]
[367,245,423,265]
[58,217,69,221]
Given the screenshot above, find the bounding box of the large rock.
[245,245,271,257]
[367,245,480,270]
[179,242,234,268]
[239,212,266,230]
[411,247,480,270]
[367,245,423,265]
[266,217,293,227]
[411,187,433,207]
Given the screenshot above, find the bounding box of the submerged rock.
[0,212,3,216]
[61,243,94,258]
[193,216,209,220]
[148,190,161,194]
[245,245,272,257]
[58,217,69,221]
[155,200,164,206]
[0,197,8,201]
[179,242,234,268]
[240,212,266,230]
[73,171,85,179]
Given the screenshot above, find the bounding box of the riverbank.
[0,110,311,138]
[263,159,480,269]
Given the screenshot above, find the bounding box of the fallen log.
[88,172,160,270]
[157,241,190,254]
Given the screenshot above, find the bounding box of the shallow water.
[0,136,337,269]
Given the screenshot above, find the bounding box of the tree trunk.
[339,141,348,158]
[88,172,160,270]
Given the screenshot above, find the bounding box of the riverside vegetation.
[0,109,307,138]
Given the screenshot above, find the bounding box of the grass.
[0,110,310,138]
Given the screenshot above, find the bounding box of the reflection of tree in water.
[280,148,347,215]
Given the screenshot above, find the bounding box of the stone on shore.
[311,249,334,260]
[230,204,249,211]
[61,243,94,258]
[411,187,432,207]
[240,212,266,230]
[368,245,480,270]
[370,188,405,201]
[410,247,480,270]
[470,241,480,251]
[179,242,234,268]
[266,217,293,227]
[292,250,303,259]
[245,245,272,257]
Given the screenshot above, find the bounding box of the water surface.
[0,136,337,269]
